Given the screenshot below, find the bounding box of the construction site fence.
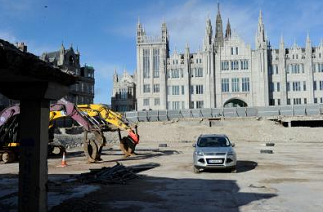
[124,104,323,122]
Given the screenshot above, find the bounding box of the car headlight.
[195,151,204,156]
[227,151,235,156]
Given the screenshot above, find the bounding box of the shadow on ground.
[0,160,274,212]
[200,160,258,173]
[66,148,180,163]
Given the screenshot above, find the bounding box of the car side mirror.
[192,144,196,147]
[231,143,235,147]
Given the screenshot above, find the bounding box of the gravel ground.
[1,118,323,212]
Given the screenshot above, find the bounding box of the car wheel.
[230,166,237,173]
[193,166,201,173]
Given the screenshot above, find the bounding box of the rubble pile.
[78,163,138,184]
[78,162,159,185]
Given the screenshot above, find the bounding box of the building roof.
[0,39,77,85]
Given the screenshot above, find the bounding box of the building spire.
[225,18,231,39]
[215,3,224,48]
[306,32,311,43]
[255,9,266,49]
[259,10,263,23]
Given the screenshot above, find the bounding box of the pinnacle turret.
[255,9,266,49]
[215,3,224,48]
[225,18,231,39]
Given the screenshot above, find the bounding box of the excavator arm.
[77,104,139,144]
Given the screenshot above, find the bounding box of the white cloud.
[0,31,17,43]
[108,0,323,50]
[108,0,259,53]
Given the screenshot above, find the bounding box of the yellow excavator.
[0,100,139,163]
[77,104,139,157]
[0,99,105,163]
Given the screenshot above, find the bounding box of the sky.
[1,0,323,104]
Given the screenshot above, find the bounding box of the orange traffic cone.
[58,152,67,167]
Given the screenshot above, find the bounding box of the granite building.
[135,5,323,111]
[111,69,136,112]
[40,44,95,104]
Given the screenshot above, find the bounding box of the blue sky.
[1,0,323,104]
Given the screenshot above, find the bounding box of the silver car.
[193,134,237,173]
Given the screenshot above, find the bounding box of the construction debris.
[266,142,275,147]
[78,162,159,185]
[260,149,274,154]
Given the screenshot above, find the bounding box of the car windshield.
[197,136,230,147]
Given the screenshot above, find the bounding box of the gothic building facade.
[135,5,323,111]
[40,44,95,104]
[111,70,136,112]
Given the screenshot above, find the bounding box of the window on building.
[154,98,160,106]
[313,63,317,73]
[304,98,307,104]
[286,65,290,74]
[231,47,234,55]
[269,66,273,75]
[270,82,275,92]
[120,88,127,99]
[153,49,160,78]
[172,101,180,110]
[240,60,249,70]
[301,64,304,73]
[314,98,318,104]
[293,98,301,105]
[143,98,149,106]
[143,84,150,93]
[190,85,194,94]
[153,84,160,93]
[195,68,203,77]
[269,99,275,106]
[171,69,180,78]
[319,63,323,72]
[196,85,204,94]
[277,82,280,92]
[196,101,204,109]
[221,78,230,92]
[231,60,239,70]
[143,49,150,78]
[292,82,301,91]
[303,81,306,91]
[314,81,317,90]
[190,101,194,109]
[242,77,250,92]
[287,82,290,91]
[172,86,180,95]
[236,47,239,55]
[277,99,281,105]
[221,61,230,70]
[181,85,184,95]
[287,99,291,105]
[320,81,323,90]
[232,78,240,92]
[180,68,184,78]
[275,65,279,74]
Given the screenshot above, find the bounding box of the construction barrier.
[125,104,323,122]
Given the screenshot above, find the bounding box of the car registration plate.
[209,159,222,164]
